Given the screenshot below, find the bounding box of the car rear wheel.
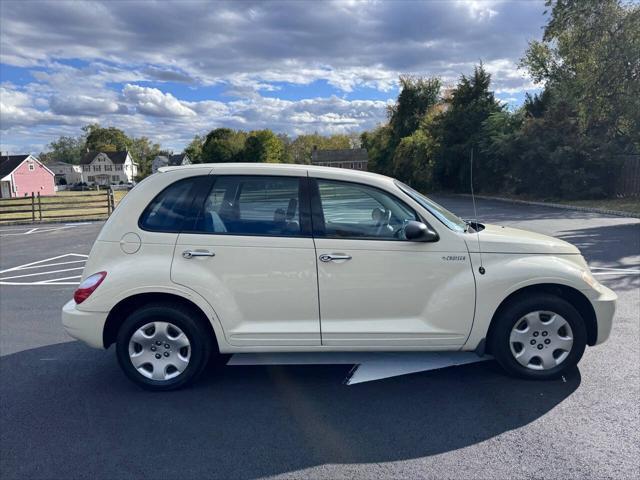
[116,303,212,391]
[490,293,587,380]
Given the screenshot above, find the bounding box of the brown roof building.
[310,147,368,171]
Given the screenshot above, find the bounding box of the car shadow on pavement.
[557,223,640,265]
[1,341,581,480]
[557,223,640,293]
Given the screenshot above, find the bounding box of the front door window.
[314,179,417,240]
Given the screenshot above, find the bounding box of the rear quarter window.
[139,176,208,232]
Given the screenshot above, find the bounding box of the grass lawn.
[113,190,128,205]
[475,193,640,216]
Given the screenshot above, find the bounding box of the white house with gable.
[79,151,138,185]
[151,153,191,173]
[48,161,83,185]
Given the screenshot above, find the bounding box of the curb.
[456,194,640,219]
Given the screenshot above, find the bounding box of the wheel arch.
[103,292,220,350]
[484,283,598,353]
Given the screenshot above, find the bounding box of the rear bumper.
[61,300,108,349]
[590,285,617,345]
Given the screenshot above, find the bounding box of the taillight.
[74,271,107,304]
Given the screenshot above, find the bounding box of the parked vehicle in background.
[69,182,89,191]
[62,163,617,390]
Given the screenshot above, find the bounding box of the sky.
[0,0,547,155]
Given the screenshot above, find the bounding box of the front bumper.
[61,300,108,349]
[589,284,617,345]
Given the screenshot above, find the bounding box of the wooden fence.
[615,155,640,198]
[0,189,115,224]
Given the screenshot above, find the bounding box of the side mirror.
[404,220,439,242]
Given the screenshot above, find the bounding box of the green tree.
[431,65,502,191]
[201,128,247,163]
[83,124,132,152]
[388,76,442,141]
[511,100,616,198]
[516,0,639,197]
[522,90,552,119]
[360,125,395,176]
[130,136,162,178]
[41,134,86,164]
[277,133,293,163]
[521,0,639,149]
[363,75,441,179]
[242,130,286,163]
[391,129,437,191]
[477,110,524,192]
[183,134,205,163]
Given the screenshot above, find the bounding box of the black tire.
[489,293,587,380]
[116,303,213,391]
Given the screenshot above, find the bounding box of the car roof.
[158,162,393,183]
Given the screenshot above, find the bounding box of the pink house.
[0,155,56,198]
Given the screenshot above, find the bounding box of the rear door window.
[192,175,309,237]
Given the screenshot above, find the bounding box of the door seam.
[307,172,324,346]
[312,235,323,345]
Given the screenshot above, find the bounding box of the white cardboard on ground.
[227,351,490,385]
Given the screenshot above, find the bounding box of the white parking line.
[4,259,87,272]
[590,266,640,276]
[0,253,87,274]
[0,278,83,286]
[39,275,83,283]
[0,253,88,286]
[0,267,85,281]
[0,224,91,237]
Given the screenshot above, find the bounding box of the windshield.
[395,181,468,233]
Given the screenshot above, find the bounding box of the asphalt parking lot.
[1,196,638,479]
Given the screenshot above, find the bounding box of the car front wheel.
[490,293,587,379]
[116,303,212,391]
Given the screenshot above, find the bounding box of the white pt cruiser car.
[62,164,616,390]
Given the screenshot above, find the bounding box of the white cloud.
[121,84,196,117]
[1,86,31,107]
[0,0,546,92]
[0,85,80,132]
[458,0,499,21]
[49,95,122,115]
[0,0,549,153]
[0,87,38,129]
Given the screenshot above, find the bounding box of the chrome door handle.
[319,253,352,262]
[182,249,215,259]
